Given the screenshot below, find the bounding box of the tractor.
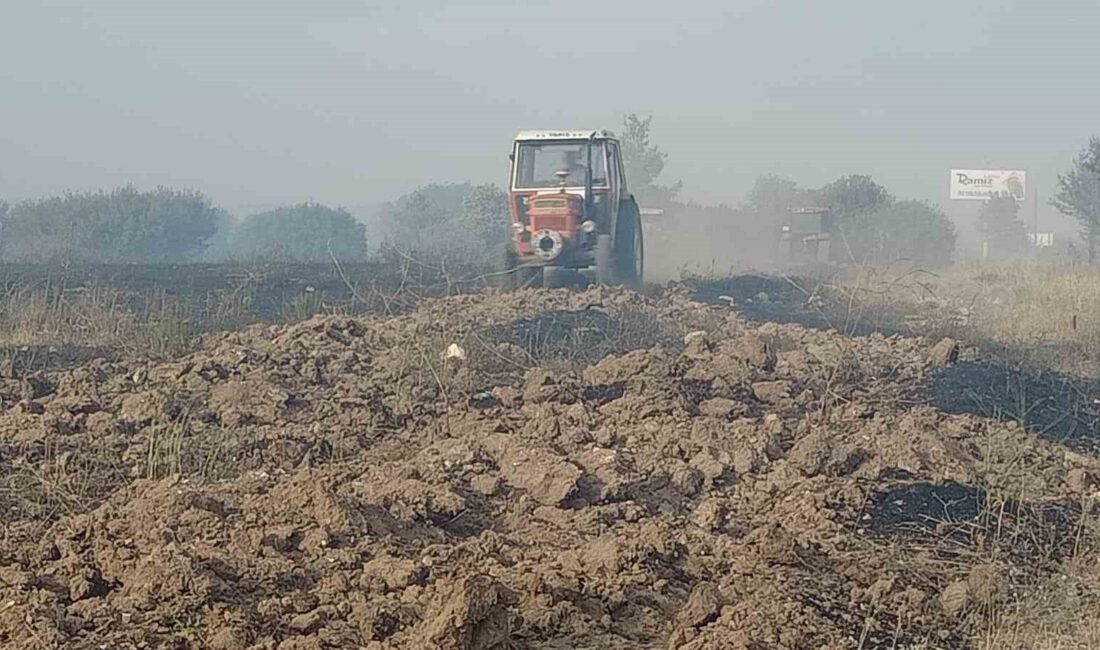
[779,207,832,266]
[500,130,644,289]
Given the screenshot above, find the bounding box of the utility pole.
[1034,181,1039,241]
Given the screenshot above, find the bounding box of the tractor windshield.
[514,141,607,189]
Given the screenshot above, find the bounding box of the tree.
[620,114,681,205]
[978,195,1028,257]
[1052,137,1100,263]
[744,175,816,215]
[0,186,223,263]
[819,175,892,222]
[459,184,509,249]
[226,203,366,263]
[381,183,471,250]
[819,175,894,263]
[380,182,509,259]
[844,200,955,266]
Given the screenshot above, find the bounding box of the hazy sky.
[3,0,1098,233]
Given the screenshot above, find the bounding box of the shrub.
[0,186,224,263]
[841,200,956,266]
[380,183,508,258]
[227,203,367,263]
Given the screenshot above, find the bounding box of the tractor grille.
[533,198,569,209]
[533,215,569,232]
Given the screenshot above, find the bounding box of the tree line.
[4,118,1097,267]
[615,115,959,267]
[623,117,1100,266]
[0,188,369,264]
[0,183,513,266]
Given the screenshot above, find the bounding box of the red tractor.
[500,130,644,289]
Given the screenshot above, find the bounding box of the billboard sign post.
[949,169,1026,201]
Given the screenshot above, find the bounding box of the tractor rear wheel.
[612,201,644,290]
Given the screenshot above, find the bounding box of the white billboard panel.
[949,169,1026,201]
[1027,232,1054,248]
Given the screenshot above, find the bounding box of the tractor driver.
[561,149,587,186]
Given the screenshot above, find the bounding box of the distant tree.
[459,184,509,248]
[844,200,955,266]
[820,175,892,222]
[1052,137,1100,263]
[620,114,682,205]
[380,182,510,260]
[819,175,894,262]
[744,175,817,215]
[381,183,471,250]
[0,186,223,263]
[978,194,1029,257]
[228,203,366,263]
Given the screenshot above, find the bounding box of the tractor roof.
[514,129,617,142]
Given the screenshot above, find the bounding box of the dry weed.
[831,261,1100,378]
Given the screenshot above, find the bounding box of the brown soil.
[0,286,1096,649]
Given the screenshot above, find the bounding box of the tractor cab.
[503,130,642,288]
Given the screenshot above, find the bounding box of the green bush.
[841,200,956,266]
[0,186,224,263]
[381,183,508,257]
[227,203,366,263]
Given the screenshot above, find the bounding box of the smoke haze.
[2,0,1096,243]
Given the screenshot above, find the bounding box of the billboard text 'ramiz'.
[949,169,1026,201]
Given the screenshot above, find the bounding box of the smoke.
[645,203,787,282]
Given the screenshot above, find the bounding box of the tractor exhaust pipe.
[584,131,595,223]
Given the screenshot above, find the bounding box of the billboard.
[949,169,1026,201]
[1027,232,1054,248]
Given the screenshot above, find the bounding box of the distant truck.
[779,207,832,265]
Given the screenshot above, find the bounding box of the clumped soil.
[0,286,1096,649]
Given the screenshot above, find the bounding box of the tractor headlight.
[512,222,526,236]
[580,220,596,233]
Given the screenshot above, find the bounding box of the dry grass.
[0,281,343,363]
[824,261,1100,648]
[977,547,1100,649]
[828,261,1100,378]
[0,258,495,367]
[977,493,1100,648]
[0,283,209,359]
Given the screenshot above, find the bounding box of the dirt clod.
[0,286,1091,649]
[751,379,791,403]
[418,575,511,650]
[679,582,723,628]
[928,337,961,367]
